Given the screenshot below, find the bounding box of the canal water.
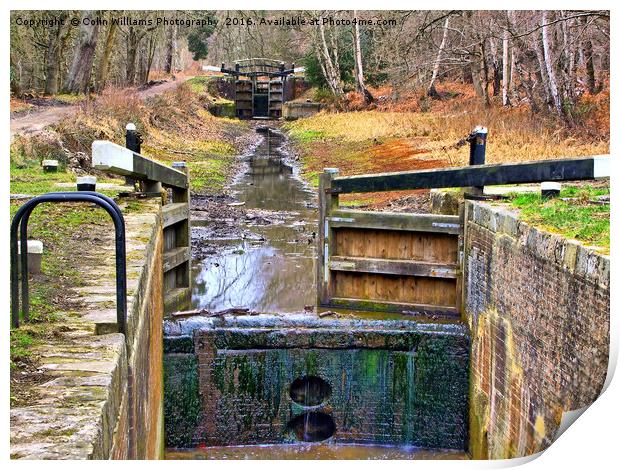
[167,444,468,460]
[190,127,317,313]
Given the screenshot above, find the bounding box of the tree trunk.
[63,11,100,94]
[541,11,563,115]
[125,28,140,86]
[352,11,374,104]
[481,41,491,103]
[516,62,540,113]
[502,29,510,106]
[471,43,490,106]
[164,21,178,74]
[562,15,576,100]
[509,41,516,101]
[138,46,148,84]
[44,31,62,95]
[329,26,340,79]
[583,37,596,94]
[144,32,157,83]
[317,19,343,96]
[489,37,501,97]
[428,16,450,98]
[462,64,473,84]
[43,12,69,95]
[96,21,117,92]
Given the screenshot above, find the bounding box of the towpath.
[10,76,193,137]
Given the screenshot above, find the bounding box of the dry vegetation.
[286,82,609,178]
[285,81,609,209]
[11,80,251,194]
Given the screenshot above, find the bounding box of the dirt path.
[10,76,193,137]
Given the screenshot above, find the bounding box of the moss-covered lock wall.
[463,201,609,459]
[163,317,470,450]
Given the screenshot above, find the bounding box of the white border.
[3,2,617,469]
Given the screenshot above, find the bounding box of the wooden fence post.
[161,161,191,311]
[317,168,339,307]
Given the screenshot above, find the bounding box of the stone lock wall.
[111,208,165,459]
[163,316,470,450]
[282,102,324,120]
[462,201,610,459]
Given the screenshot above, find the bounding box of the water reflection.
[191,128,317,313]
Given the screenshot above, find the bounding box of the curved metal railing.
[10,192,127,335]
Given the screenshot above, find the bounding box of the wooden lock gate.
[316,154,610,318]
[221,58,295,120]
[317,170,462,317]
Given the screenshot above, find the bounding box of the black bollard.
[541,182,561,198]
[125,122,142,154]
[124,123,142,188]
[467,126,488,195]
[77,176,96,192]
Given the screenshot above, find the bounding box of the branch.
[505,11,608,41]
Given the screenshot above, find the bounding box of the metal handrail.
[10,192,127,335]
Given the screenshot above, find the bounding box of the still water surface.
[191,128,317,313]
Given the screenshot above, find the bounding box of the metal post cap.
[541,182,561,191]
[77,176,97,185]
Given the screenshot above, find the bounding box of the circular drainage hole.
[289,375,332,406]
[287,412,336,442]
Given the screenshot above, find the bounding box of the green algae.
[163,354,200,448]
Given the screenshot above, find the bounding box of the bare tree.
[96,19,118,91]
[164,20,178,74]
[63,11,100,93]
[43,12,71,95]
[540,11,563,116]
[428,15,450,98]
[502,28,510,106]
[581,17,597,94]
[315,14,343,96]
[352,11,374,103]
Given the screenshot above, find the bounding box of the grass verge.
[506,185,609,253]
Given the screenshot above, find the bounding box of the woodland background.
[10,10,610,127]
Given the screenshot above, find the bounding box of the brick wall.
[110,206,165,459]
[113,215,165,459]
[463,201,609,459]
